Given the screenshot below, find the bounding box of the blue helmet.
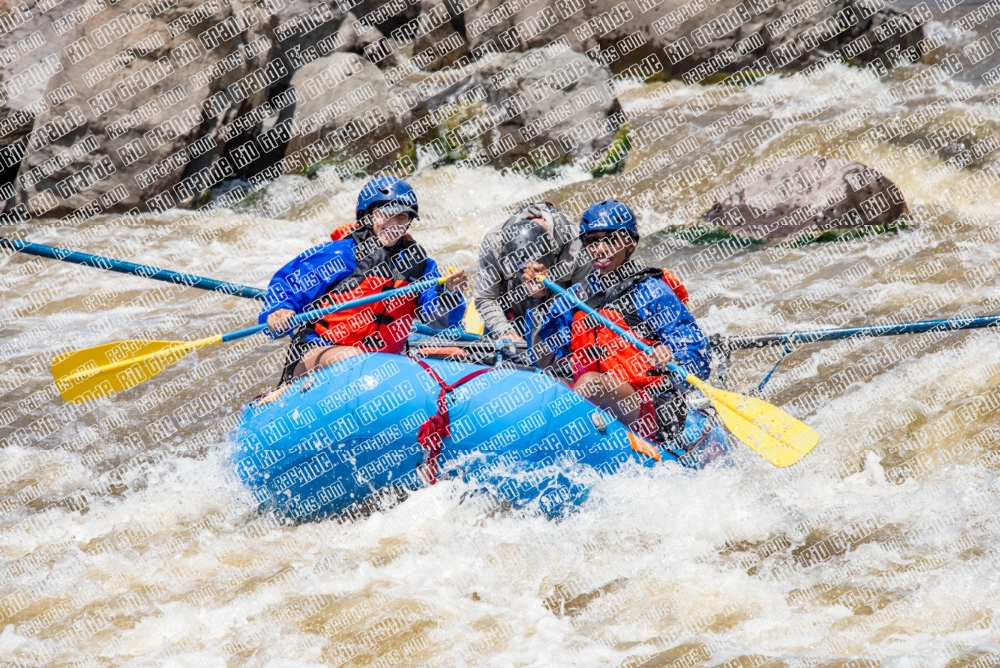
[579,200,638,239]
[356,176,418,221]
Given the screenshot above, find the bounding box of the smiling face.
[583,230,636,275]
[370,207,411,247]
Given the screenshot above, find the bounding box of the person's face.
[582,230,635,274]
[371,207,411,246]
[528,215,547,229]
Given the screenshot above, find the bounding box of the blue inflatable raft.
[233,353,730,521]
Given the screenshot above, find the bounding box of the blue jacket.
[528,272,711,389]
[258,236,465,344]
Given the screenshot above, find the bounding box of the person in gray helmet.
[474,202,591,341]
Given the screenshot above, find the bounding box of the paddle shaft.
[0,236,267,301]
[714,314,1000,351]
[224,276,448,342]
[4,236,501,352]
[540,278,690,382]
[2,237,492,342]
[60,276,449,384]
[411,322,482,341]
[13,235,990,353]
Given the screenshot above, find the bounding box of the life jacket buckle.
[362,333,386,350]
[650,390,688,446]
[579,346,607,361]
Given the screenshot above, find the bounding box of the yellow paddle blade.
[686,376,818,467]
[51,336,219,403]
[464,298,485,336]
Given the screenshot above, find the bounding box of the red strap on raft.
[413,359,493,484]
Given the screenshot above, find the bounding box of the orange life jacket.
[661,270,688,306]
[569,268,688,388]
[330,223,358,241]
[308,228,428,353]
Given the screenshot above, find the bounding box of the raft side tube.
[233,353,729,521]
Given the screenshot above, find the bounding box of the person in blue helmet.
[523,200,711,444]
[260,177,467,385]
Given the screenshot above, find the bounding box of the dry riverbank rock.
[282,52,410,176]
[14,0,280,218]
[702,155,907,241]
[271,2,394,70]
[0,0,103,214]
[411,0,472,70]
[455,0,924,80]
[403,46,623,170]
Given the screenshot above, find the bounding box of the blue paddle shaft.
[219,277,445,343]
[8,236,998,351]
[411,322,482,341]
[0,236,483,345]
[0,237,267,301]
[719,314,1000,350]
[540,277,688,380]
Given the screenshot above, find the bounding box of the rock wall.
[13,0,281,218]
[460,0,925,78]
[0,0,97,212]
[0,0,927,219]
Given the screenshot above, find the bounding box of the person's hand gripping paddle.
[540,278,819,467]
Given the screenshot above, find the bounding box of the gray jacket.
[475,202,591,337]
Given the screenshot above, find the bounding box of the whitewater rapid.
[4,16,1000,665]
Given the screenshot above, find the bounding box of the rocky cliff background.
[0,0,924,231]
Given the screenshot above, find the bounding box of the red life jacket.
[308,228,429,353]
[569,268,688,388]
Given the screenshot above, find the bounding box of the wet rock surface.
[702,155,908,241]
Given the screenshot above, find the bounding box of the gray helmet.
[502,218,556,276]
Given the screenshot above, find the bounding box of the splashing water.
[4,12,1000,665]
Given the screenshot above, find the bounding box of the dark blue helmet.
[579,200,638,239]
[356,176,418,221]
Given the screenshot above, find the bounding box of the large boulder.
[448,0,925,79]
[412,0,472,70]
[702,155,908,241]
[281,52,411,176]
[14,0,280,218]
[400,46,623,170]
[270,1,390,70]
[226,3,398,188]
[0,0,94,213]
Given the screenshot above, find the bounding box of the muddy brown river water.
[3,4,1000,665]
